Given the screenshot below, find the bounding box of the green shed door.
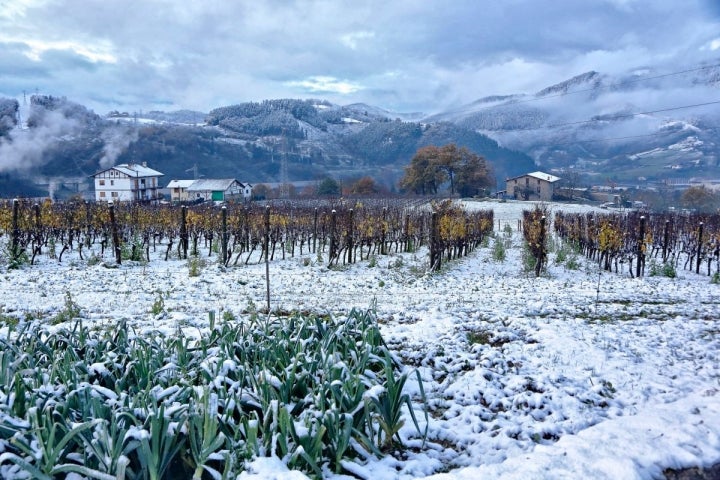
[211,191,224,201]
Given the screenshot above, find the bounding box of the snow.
[1,199,718,479]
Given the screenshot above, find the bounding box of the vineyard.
[0,199,719,479]
[0,198,493,274]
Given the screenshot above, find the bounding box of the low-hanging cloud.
[99,125,138,170]
[0,109,80,172]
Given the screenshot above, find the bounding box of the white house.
[166,179,195,203]
[186,179,251,202]
[92,163,164,203]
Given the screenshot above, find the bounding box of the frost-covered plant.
[150,293,165,316]
[0,310,427,478]
[188,256,206,277]
[648,260,677,278]
[52,291,82,324]
[492,236,506,262]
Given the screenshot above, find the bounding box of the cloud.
[0,0,718,114]
[285,76,363,95]
[0,110,80,172]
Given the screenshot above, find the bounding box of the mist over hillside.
[0,96,534,198]
[1,60,718,199]
[427,61,720,183]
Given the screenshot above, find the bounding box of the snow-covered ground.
[1,199,718,479]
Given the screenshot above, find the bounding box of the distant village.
[34,161,720,214]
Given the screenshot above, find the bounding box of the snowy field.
[1,199,719,479]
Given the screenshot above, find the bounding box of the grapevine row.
[0,198,493,270]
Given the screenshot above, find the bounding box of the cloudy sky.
[1,0,719,115]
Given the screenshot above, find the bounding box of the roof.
[166,179,195,189]
[186,179,240,192]
[507,171,561,183]
[93,163,164,178]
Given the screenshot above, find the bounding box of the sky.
[1,0,719,116]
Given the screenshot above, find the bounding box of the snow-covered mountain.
[425,62,720,182]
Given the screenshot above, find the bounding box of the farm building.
[506,171,561,201]
[185,179,252,203]
[166,180,195,203]
[92,162,164,203]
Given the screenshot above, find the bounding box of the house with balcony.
[92,162,164,203]
[506,171,561,201]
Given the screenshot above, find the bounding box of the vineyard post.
[381,207,387,255]
[662,220,670,263]
[11,198,19,260]
[108,202,122,265]
[430,211,440,271]
[313,207,318,254]
[347,208,354,264]
[535,215,546,277]
[84,201,92,248]
[404,213,410,252]
[221,206,228,266]
[264,205,271,312]
[34,203,41,230]
[329,209,337,263]
[31,203,41,264]
[636,215,645,278]
[180,206,188,259]
[696,222,704,274]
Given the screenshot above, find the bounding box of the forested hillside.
[0,95,535,197]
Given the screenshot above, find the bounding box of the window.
[99,191,106,198]
[111,192,118,198]
[99,179,105,186]
[110,180,114,186]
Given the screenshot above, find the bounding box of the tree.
[399,145,446,195]
[348,176,380,195]
[317,177,340,196]
[454,148,493,197]
[681,186,720,213]
[252,183,271,200]
[399,143,492,196]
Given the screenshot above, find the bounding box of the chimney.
[142,161,147,167]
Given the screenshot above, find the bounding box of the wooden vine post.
[662,220,670,263]
[430,211,440,271]
[404,213,411,252]
[329,209,337,263]
[264,205,271,312]
[221,205,228,266]
[696,222,704,275]
[347,208,354,264]
[381,207,387,255]
[313,207,318,254]
[535,215,546,277]
[180,206,188,259]
[108,202,122,265]
[636,215,646,278]
[11,199,19,261]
